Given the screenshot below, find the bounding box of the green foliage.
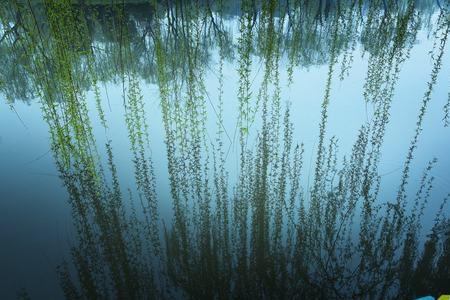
[2,1,450,299]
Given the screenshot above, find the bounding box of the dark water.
[1,1,450,299]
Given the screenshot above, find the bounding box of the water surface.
[1,1,450,299]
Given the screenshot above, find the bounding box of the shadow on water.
[1,0,450,299]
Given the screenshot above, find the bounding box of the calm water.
[1,1,450,299]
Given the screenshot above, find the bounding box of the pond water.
[1,1,450,299]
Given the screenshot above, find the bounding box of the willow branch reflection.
[1,0,450,299]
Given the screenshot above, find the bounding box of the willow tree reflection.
[1,0,450,299]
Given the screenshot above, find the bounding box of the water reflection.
[1,0,450,299]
